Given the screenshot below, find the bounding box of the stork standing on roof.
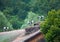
[3,27,6,31]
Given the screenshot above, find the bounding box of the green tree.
[41,10,60,42]
[21,11,39,28]
[9,16,23,29]
[29,0,60,15]
[0,11,13,32]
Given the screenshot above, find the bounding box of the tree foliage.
[0,11,13,31]
[0,0,60,31]
[29,0,60,15]
[21,11,39,28]
[41,10,60,42]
